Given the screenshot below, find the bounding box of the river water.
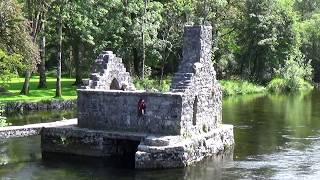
[1,91,320,179]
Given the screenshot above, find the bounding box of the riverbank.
[220,80,266,96]
[0,76,77,103]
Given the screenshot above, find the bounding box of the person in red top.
[138,99,146,116]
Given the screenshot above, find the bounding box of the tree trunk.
[20,71,31,95]
[38,21,47,89]
[55,3,63,98]
[73,40,83,86]
[160,66,164,86]
[133,48,140,77]
[141,0,147,80]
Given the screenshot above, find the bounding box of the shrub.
[0,103,9,127]
[267,78,287,92]
[134,77,171,92]
[221,80,266,96]
[267,77,313,93]
[268,49,314,93]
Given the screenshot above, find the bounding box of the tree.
[299,13,320,82]
[38,19,47,88]
[19,0,50,94]
[0,0,39,94]
[92,0,163,77]
[55,0,66,97]
[0,49,24,87]
[235,0,298,82]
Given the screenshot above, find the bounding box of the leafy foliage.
[134,77,171,92]
[0,103,9,127]
[221,80,266,96]
[0,49,24,85]
[268,48,313,92]
[0,0,39,70]
[1,0,320,97]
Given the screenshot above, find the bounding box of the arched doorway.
[110,78,120,90]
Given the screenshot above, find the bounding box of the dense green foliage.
[1,0,320,99]
[267,78,313,92]
[0,0,39,70]
[0,50,24,85]
[134,78,171,92]
[0,116,9,127]
[221,80,266,96]
[0,103,9,127]
[267,48,314,92]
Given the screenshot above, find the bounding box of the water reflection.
[223,90,320,179]
[2,91,320,179]
[5,110,76,126]
[0,136,234,180]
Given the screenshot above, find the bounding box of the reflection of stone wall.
[78,90,182,135]
[171,26,223,137]
[83,51,135,90]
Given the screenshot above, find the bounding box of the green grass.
[0,76,77,103]
[221,80,266,96]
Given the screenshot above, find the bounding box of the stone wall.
[4,100,76,114]
[83,51,135,91]
[41,126,142,158]
[0,119,76,138]
[77,90,183,135]
[41,124,234,169]
[41,25,234,169]
[78,26,222,138]
[135,125,234,169]
[171,26,223,137]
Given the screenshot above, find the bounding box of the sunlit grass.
[0,76,77,102]
[220,80,266,96]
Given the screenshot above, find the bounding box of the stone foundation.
[0,119,77,139]
[4,100,76,114]
[41,124,233,169]
[135,125,233,169]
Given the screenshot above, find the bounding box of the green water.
[5,110,76,126]
[1,91,320,179]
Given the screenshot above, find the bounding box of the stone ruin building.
[41,25,234,169]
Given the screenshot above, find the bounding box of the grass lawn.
[0,76,77,103]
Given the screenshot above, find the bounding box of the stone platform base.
[41,125,233,169]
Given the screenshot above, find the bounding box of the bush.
[0,49,24,87]
[0,103,9,127]
[268,49,314,93]
[267,78,287,92]
[221,80,266,96]
[0,117,9,127]
[134,77,171,92]
[267,77,313,93]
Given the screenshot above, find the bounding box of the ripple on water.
[235,125,253,130]
[226,136,320,180]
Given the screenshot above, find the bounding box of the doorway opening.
[110,78,120,90]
